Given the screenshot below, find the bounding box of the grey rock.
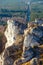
[4,57,14,65]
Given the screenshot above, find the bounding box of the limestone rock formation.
[0,20,43,65]
[4,36,23,65]
[4,20,19,48]
[14,22,43,65]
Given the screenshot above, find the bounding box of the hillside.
[31,3,43,21]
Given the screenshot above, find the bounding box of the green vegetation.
[30,3,43,21]
[0,2,43,21]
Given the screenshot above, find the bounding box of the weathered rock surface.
[13,23,43,65]
[4,20,20,48]
[0,33,7,65]
[0,20,43,65]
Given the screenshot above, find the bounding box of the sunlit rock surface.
[14,23,43,65]
[35,19,43,26]
[0,20,43,65]
[4,35,24,65]
[22,24,43,63]
[4,20,19,48]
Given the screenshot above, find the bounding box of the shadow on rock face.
[4,57,14,65]
[4,42,23,65]
[0,33,7,54]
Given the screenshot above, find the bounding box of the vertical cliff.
[4,20,19,48]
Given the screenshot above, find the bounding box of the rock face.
[4,20,19,48]
[14,23,43,65]
[35,19,43,26]
[22,25,43,59]
[4,37,23,65]
[0,20,43,65]
[0,33,7,54]
[0,33,7,65]
[30,58,39,65]
[23,25,43,54]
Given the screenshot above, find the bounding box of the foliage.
[30,3,43,21]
